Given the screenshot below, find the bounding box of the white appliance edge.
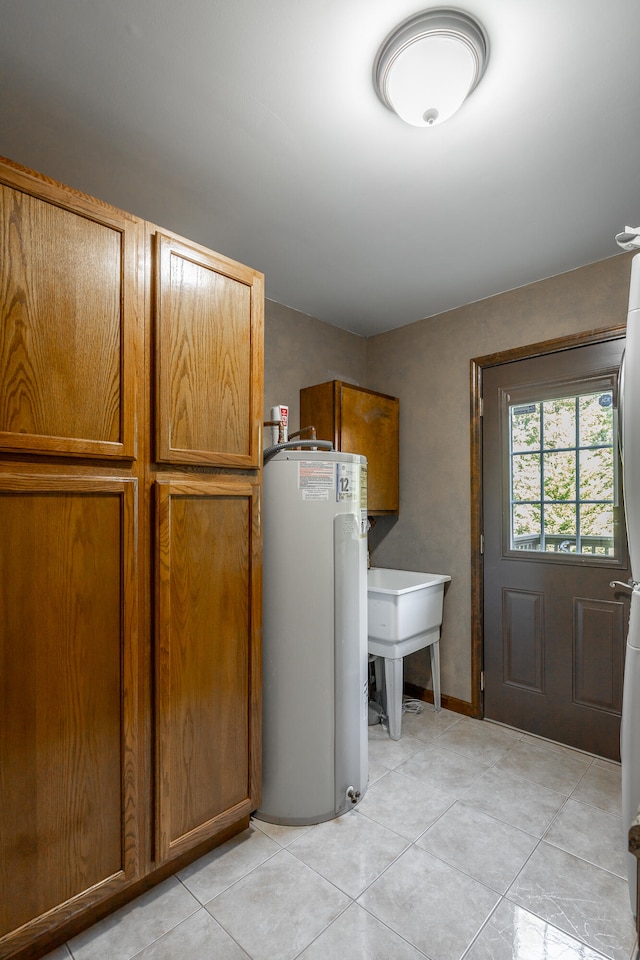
[255,450,368,825]
[621,251,640,914]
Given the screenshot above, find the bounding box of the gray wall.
[264,299,366,435]
[365,252,634,704]
[263,254,633,707]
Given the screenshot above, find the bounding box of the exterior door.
[483,338,630,760]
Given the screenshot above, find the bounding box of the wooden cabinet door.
[154,477,261,862]
[0,475,140,952]
[0,162,140,460]
[153,231,264,468]
[340,384,399,514]
[0,157,262,955]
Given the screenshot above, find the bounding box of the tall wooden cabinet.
[0,158,262,959]
[150,227,262,865]
[300,381,399,514]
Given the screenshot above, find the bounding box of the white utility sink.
[367,567,451,739]
[367,568,451,658]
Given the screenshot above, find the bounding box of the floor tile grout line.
[500,888,620,960]
[455,795,552,842]
[415,804,545,896]
[540,793,627,879]
[353,794,551,958]
[458,896,505,960]
[121,900,210,960]
[198,903,263,960]
[466,752,592,801]
[354,898,434,960]
[500,837,632,960]
[200,845,355,960]
[283,810,413,901]
[53,717,629,960]
[498,892,617,960]
[176,833,300,911]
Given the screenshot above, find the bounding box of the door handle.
[610,579,640,591]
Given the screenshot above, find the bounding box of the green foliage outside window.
[510,390,615,555]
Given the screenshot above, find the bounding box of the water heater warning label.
[298,460,335,500]
[337,462,359,502]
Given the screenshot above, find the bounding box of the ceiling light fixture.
[373,7,489,127]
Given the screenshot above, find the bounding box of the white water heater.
[255,449,369,825]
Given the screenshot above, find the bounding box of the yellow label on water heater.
[360,463,368,515]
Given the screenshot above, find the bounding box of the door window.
[509,387,618,557]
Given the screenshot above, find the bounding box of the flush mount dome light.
[373,7,489,127]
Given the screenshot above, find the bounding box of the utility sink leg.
[430,639,441,712]
[385,657,403,740]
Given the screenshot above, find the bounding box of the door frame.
[469,324,626,720]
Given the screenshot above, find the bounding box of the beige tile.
[178,824,280,903]
[288,809,408,897]
[367,757,389,784]
[367,721,393,742]
[544,798,626,878]
[495,739,591,796]
[507,842,636,960]
[67,877,200,960]
[358,845,499,960]
[129,908,249,959]
[399,707,464,743]
[571,761,622,817]
[481,719,526,740]
[367,728,424,770]
[460,767,566,838]
[205,849,349,960]
[356,770,455,840]
[434,719,521,766]
[416,801,537,893]
[42,723,632,960]
[41,948,72,960]
[594,757,622,773]
[520,733,601,762]
[395,742,490,796]
[298,903,427,959]
[250,816,314,846]
[465,899,612,960]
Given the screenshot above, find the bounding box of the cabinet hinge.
[479,397,484,417]
[480,533,484,554]
[480,670,485,691]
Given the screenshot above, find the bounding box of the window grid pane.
[509,390,615,556]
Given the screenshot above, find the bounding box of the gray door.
[482,338,629,760]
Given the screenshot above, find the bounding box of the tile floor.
[45,709,638,960]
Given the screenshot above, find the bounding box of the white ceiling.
[1,1,639,336]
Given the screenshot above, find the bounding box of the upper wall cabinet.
[0,161,140,460]
[153,230,264,468]
[300,380,399,514]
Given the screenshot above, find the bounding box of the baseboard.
[404,682,478,719]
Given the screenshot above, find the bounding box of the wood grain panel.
[340,384,398,513]
[573,597,624,712]
[299,381,339,450]
[502,588,545,692]
[0,476,139,939]
[0,173,140,459]
[155,477,261,860]
[154,232,264,467]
